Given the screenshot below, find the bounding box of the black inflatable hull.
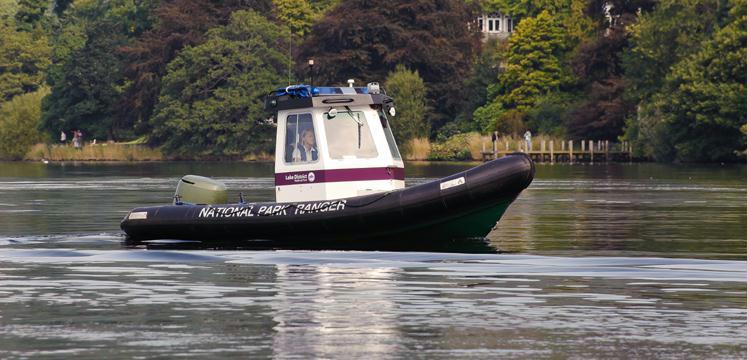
[121,154,534,249]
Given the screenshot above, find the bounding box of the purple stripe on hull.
[275,167,405,186]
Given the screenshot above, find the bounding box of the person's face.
[303,131,315,147]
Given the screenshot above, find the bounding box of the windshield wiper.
[344,106,363,149]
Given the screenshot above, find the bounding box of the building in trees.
[476,12,514,40]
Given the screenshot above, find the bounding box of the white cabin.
[266,84,405,203]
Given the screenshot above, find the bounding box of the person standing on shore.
[523,130,532,152]
[60,131,66,144]
[72,130,81,150]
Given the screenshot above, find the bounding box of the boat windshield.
[324,110,378,160]
[377,109,402,160]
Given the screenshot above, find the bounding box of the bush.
[385,64,429,154]
[495,109,526,136]
[405,137,431,160]
[526,93,573,137]
[435,122,460,142]
[427,132,477,161]
[0,87,49,160]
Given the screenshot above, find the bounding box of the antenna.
[288,27,292,86]
[308,59,314,87]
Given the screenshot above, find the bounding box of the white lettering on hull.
[195,200,346,218]
[440,177,465,191]
[128,211,148,220]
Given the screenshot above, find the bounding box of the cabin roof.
[264,85,394,114]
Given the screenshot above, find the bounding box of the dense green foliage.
[297,0,481,129]
[272,0,337,36]
[0,21,51,101]
[117,0,271,136]
[41,21,128,140]
[474,10,571,134]
[384,65,429,153]
[0,0,743,161]
[625,0,747,161]
[427,133,475,161]
[149,10,288,157]
[0,87,49,159]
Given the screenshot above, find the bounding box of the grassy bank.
[403,132,566,161]
[20,133,566,162]
[25,143,164,161]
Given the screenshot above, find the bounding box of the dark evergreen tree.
[41,20,127,140]
[297,0,481,132]
[149,10,288,157]
[117,0,272,135]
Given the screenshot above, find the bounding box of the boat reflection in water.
[269,265,401,358]
[124,236,500,253]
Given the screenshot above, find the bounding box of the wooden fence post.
[605,140,609,162]
[541,140,546,162]
[550,140,554,164]
[569,140,574,164]
[492,132,498,159]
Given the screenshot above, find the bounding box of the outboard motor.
[174,175,227,205]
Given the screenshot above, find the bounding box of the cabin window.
[324,110,378,160]
[377,109,402,160]
[284,113,318,164]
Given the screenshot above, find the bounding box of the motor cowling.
[174,175,227,205]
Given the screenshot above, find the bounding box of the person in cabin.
[291,128,318,162]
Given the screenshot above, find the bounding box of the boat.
[121,82,534,250]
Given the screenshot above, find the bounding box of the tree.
[654,0,747,161]
[0,87,49,160]
[474,10,571,133]
[482,0,569,19]
[41,20,128,140]
[526,92,575,136]
[117,0,272,136]
[38,0,158,140]
[621,0,736,161]
[15,0,48,31]
[385,65,428,153]
[565,77,629,140]
[149,10,289,157]
[498,10,571,109]
[298,0,481,130]
[456,38,506,131]
[0,0,18,23]
[482,0,594,42]
[0,22,51,101]
[623,0,721,101]
[566,20,631,140]
[273,0,315,36]
[272,0,339,36]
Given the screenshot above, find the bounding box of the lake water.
[0,161,745,358]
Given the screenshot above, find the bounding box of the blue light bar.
[274,85,370,98]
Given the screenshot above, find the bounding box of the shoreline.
[18,143,745,164]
